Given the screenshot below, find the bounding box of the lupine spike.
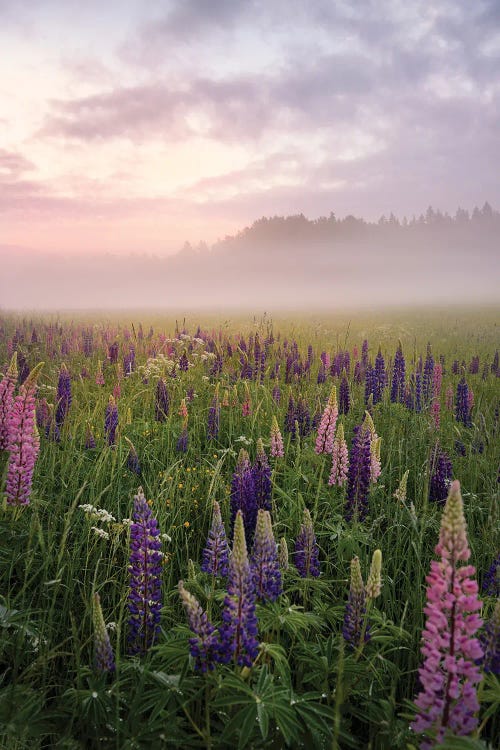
[345,421,372,522]
[411,481,483,747]
[315,386,338,454]
[279,537,289,571]
[93,593,115,674]
[217,510,259,667]
[253,438,272,511]
[366,549,382,599]
[230,448,257,546]
[393,469,409,503]
[328,423,349,487]
[55,363,72,427]
[104,395,118,446]
[480,600,500,675]
[0,352,18,450]
[270,415,284,458]
[342,556,370,648]
[251,509,282,601]
[201,500,229,577]
[178,580,218,672]
[293,508,320,578]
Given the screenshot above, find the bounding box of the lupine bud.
[366,549,382,599]
[294,508,320,578]
[370,436,382,483]
[178,580,218,673]
[279,537,289,571]
[93,593,115,674]
[201,500,229,577]
[343,556,370,648]
[393,470,409,503]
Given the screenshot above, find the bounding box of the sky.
[0,0,499,257]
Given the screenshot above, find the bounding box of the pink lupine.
[0,352,18,450]
[369,436,382,483]
[431,400,441,430]
[328,423,349,486]
[411,480,483,748]
[433,363,443,399]
[467,388,474,411]
[270,415,284,458]
[5,362,44,506]
[95,361,105,386]
[178,398,188,418]
[315,386,338,454]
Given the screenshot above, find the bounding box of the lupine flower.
[393,469,409,503]
[0,352,18,450]
[127,488,163,655]
[155,378,169,422]
[369,436,382,483]
[125,438,141,475]
[431,400,441,430]
[55,363,71,427]
[445,386,453,411]
[345,422,372,522]
[328,423,349,487]
[391,342,406,403]
[95,361,105,386]
[178,580,218,672]
[93,593,115,674]
[343,556,370,648]
[270,415,284,458]
[5,362,44,506]
[207,384,220,441]
[294,508,320,578]
[429,443,453,504]
[411,480,483,747]
[241,382,252,416]
[179,351,189,371]
[366,549,382,600]
[373,348,387,403]
[253,438,272,512]
[176,422,189,452]
[279,537,289,571]
[433,363,443,399]
[339,374,350,415]
[178,398,188,418]
[479,600,500,675]
[482,553,500,597]
[456,377,472,427]
[423,347,435,404]
[217,510,259,667]
[104,395,118,446]
[251,509,282,601]
[36,397,50,431]
[230,449,257,547]
[201,500,229,577]
[315,387,338,455]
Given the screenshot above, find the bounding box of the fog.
[1,207,498,311]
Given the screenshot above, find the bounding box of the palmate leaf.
[256,599,323,638]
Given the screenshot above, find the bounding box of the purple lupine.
[155,379,169,422]
[36,397,50,431]
[217,510,259,667]
[296,397,311,437]
[423,346,434,404]
[201,500,229,577]
[482,553,500,597]
[456,377,472,427]
[344,422,372,522]
[104,395,118,446]
[230,449,257,547]
[364,364,375,405]
[411,481,483,747]
[390,342,406,403]
[429,443,453,504]
[179,351,189,371]
[176,425,188,452]
[284,394,296,435]
[108,341,119,364]
[339,374,350,415]
[294,508,320,578]
[253,438,272,511]
[342,556,370,649]
[373,348,387,404]
[127,487,163,655]
[178,580,218,672]
[272,385,281,404]
[207,386,220,441]
[93,593,115,674]
[123,346,135,376]
[55,364,71,427]
[5,362,44,506]
[315,387,338,455]
[126,440,141,475]
[480,601,500,675]
[0,352,18,450]
[251,509,282,602]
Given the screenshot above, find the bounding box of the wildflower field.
[0,309,499,750]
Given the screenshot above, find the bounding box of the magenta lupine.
[178,580,218,672]
[411,480,483,748]
[217,511,259,667]
[328,424,349,486]
[201,500,229,577]
[93,593,115,674]
[270,415,284,458]
[5,362,44,506]
[433,363,443,399]
[315,387,338,454]
[0,352,17,450]
[431,400,441,430]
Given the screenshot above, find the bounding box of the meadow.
[0,309,499,750]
